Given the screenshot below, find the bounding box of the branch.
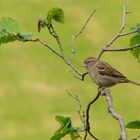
[48,24,64,57]
[129,134,140,140]
[103,88,127,140]
[37,10,96,81]
[97,0,127,59]
[28,38,62,58]
[104,43,140,52]
[28,38,85,79]
[66,89,86,127]
[72,9,96,40]
[69,70,88,81]
[84,92,101,140]
[119,28,139,37]
[69,9,96,64]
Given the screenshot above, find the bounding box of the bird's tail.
[128,80,140,86]
[119,78,140,86]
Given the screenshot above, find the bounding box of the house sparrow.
[82,57,140,88]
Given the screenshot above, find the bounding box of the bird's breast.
[88,67,101,85]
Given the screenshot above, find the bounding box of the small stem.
[66,90,85,126]
[27,38,85,79]
[28,38,62,58]
[104,43,140,52]
[69,9,96,64]
[129,134,140,140]
[119,29,139,37]
[48,24,65,57]
[97,0,126,59]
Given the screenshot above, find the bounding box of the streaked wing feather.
[96,61,126,78]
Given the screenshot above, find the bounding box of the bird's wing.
[95,61,126,78]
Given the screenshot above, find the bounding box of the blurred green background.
[0,0,140,139]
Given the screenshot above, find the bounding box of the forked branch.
[84,92,101,140]
[96,0,140,60]
[69,9,96,64]
[29,10,96,81]
[66,89,86,127]
[104,43,140,52]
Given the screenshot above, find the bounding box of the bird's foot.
[98,87,106,96]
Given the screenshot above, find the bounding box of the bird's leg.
[98,86,106,96]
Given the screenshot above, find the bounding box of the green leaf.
[130,23,140,33]
[47,7,65,24]
[70,131,80,140]
[17,32,32,41]
[51,127,69,140]
[0,17,33,45]
[0,29,17,45]
[0,34,16,44]
[126,120,140,129]
[0,17,20,45]
[130,35,140,61]
[0,17,20,35]
[55,115,71,127]
[50,133,66,140]
[51,115,80,140]
[50,126,69,140]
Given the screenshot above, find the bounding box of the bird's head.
[82,57,97,69]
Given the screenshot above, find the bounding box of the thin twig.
[97,0,127,59]
[69,9,96,63]
[129,134,140,140]
[66,89,85,126]
[103,88,127,140]
[45,11,96,80]
[73,9,96,40]
[35,10,96,81]
[27,38,62,58]
[84,92,100,140]
[47,24,64,57]
[104,43,140,52]
[28,38,85,78]
[119,29,139,37]
[69,70,88,81]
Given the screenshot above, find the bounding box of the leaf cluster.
[50,115,80,140]
[0,17,32,45]
[38,7,64,32]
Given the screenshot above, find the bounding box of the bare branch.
[73,9,96,40]
[27,38,62,58]
[97,0,127,59]
[119,29,139,37]
[28,38,86,79]
[103,88,127,140]
[47,24,64,57]
[66,89,85,126]
[43,11,96,80]
[129,134,140,140]
[69,9,96,63]
[84,92,100,140]
[104,43,140,52]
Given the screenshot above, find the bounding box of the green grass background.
[0,0,140,139]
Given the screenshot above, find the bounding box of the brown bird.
[82,57,140,88]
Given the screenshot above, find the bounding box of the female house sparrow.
[82,57,140,88]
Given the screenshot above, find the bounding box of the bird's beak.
[81,63,86,67]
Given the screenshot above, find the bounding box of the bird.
[82,57,140,88]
